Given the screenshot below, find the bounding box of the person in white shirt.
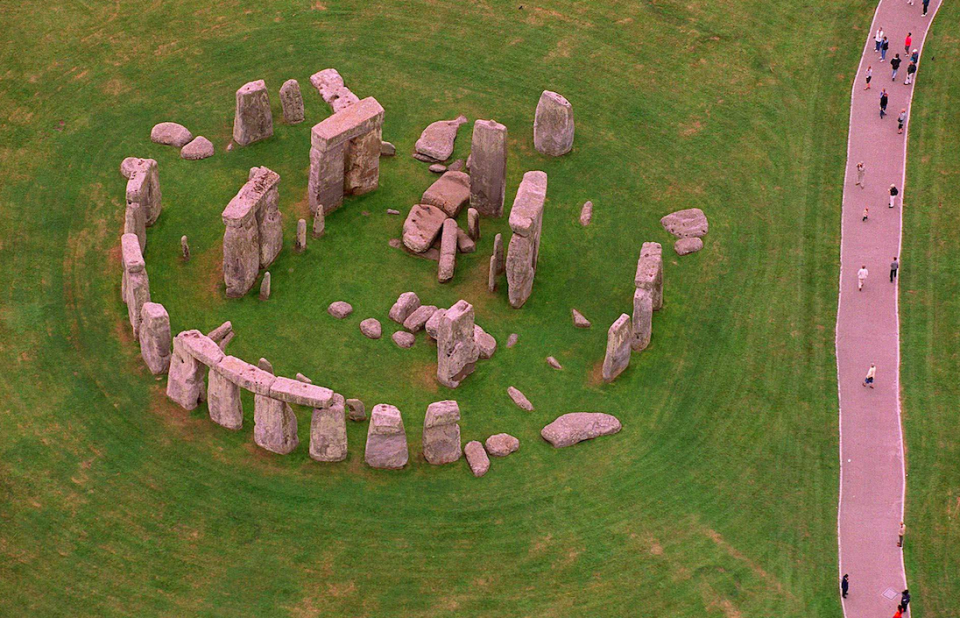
[863,363,876,388]
[875,27,884,53]
[858,265,869,291]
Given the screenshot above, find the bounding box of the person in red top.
[904,32,912,54]
[893,605,904,618]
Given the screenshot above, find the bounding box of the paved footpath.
[837,1,940,616]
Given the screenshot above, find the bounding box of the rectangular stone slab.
[311,97,384,150]
[121,233,145,273]
[214,355,277,395]
[507,171,548,237]
[178,330,225,367]
[269,376,334,409]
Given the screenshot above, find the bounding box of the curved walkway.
[837,1,940,616]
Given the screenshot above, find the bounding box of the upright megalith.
[437,300,480,388]
[125,157,162,226]
[279,79,305,124]
[222,166,282,298]
[124,202,146,253]
[121,233,150,338]
[470,119,508,217]
[138,302,171,375]
[259,271,271,300]
[233,79,274,146]
[505,171,548,308]
[365,404,408,469]
[208,364,243,430]
[310,393,348,462]
[467,208,480,240]
[308,97,384,215]
[181,235,190,260]
[533,90,574,157]
[254,393,299,454]
[602,313,633,382]
[422,400,462,465]
[632,242,663,351]
[295,219,307,253]
[166,330,222,410]
[488,232,505,292]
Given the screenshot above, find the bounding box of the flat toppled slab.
[660,208,708,238]
[541,413,621,448]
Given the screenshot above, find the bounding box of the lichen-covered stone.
[602,314,632,382]
[259,271,271,300]
[392,331,415,348]
[675,237,704,255]
[166,331,205,410]
[233,79,274,146]
[403,305,438,333]
[253,394,299,454]
[138,302,171,375]
[125,158,162,226]
[279,79,305,124]
[541,413,622,448]
[365,404,408,469]
[310,394,347,462]
[422,400,462,465]
[572,309,591,328]
[474,325,497,359]
[533,91,574,156]
[579,201,593,226]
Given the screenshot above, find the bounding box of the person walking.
[881,36,889,61]
[856,161,866,187]
[858,265,869,291]
[898,521,906,547]
[863,363,876,388]
[898,108,907,134]
[891,54,902,80]
[865,65,873,89]
[862,207,870,221]
[911,48,919,64]
[891,257,899,281]
[880,88,889,118]
[890,184,899,208]
[893,605,904,618]
[875,27,884,52]
[904,32,912,55]
[841,574,850,599]
[901,589,911,612]
[905,61,917,85]
[923,0,930,16]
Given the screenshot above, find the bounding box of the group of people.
[841,575,911,615]
[868,28,921,126]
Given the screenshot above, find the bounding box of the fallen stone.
[485,433,519,457]
[456,228,476,254]
[675,237,704,255]
[421,171,471,218]
[392,331,415,348]
[464,441,490,477]
[279,79,305,124]
[380,141,396,156]
[660,208,708,238]
[233,79,274,146]
[533,90,575,156]
[151,122,193,147]
[346,398,367,421]
[402,203,448,253]
[386,208,401,215]
[541,413,622,448]
[415,114,467,162]
[365,404,408,469]
[328,301,353,319]
[572,309,591,328]
[579,201,593,226]
[546,356,563,370]
[507,386,533,411]
[138,302,171,375]
[506,333,519,348]
[474,325,497,359]
[180,136,214,160]
[360,318,382,339]
[310,394,347,462]
[438,218,458,283]
[424,308,446,339]
[429,164,447,173]
[388,292,421,324]
[448,159,465,172]
[423,400,462,465]
[602,313,632,382]
[403,305,438,333]
[259,271,271,300]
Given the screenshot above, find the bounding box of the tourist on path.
[891,54,902,80]
[910,48,919,64]
[881,36,890,61]
[891,257,900,282]
[898,521,906,547]
[906,61,917,84]
[858,265,869,291]
[894,605,904,618]
[863,363,876,388]
[901,589,911,612]
[890,184,899,208]
[863,207,870,222]
[904,32,912,55]
[875,27,884,52]
[865,65,873,89]
[923,0,930,16]
[856,161,866,187]
[880,89,889,118]
[841,574,850,599]
[898,108,907,134]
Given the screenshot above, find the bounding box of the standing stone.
[380,141,396,156]
[233,79,274,146]
[488,255,498,293]
[138,302,171,375]
[346,398,366,422]
[166,330,219,410]
[635,242,664,311]
[124,202,146,253]
[437,300,480,388]
[464,441,490,477]
[364,404,408,469]
[310,394,348,462]
[312,208,325,238]
[488,232,504,293]
[279,79,305,124]
[388,292,421,324]
[121,233,150,338]
[505,171,547,308]
[422,400,462,465]
[438,219,458,283]
[208,367,243,430]
[257,358,274,374]
[295,218,307,253]
[125,158,162,226]
[254,394,299,454]
[415,115,467,162]
[533,90,575,157]
[602,313,633,382]
[256,167,283,268]
[469,119,508,217]
[632,289,653,352]
[579,201,593,226]
[180,235,190,260]
[467,208,481,240]
[259,272,271,300]
[222,167,281,297]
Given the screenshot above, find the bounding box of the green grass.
[0,0,874,615]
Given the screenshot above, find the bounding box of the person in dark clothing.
[841,574,850,598]
[881,37,890,61]
[905,61,917,84]
[923,0,930,16]
[890,257,899,282]
[891,54,902,80]
[901,589,911,611]
[880,89,889,118]
[889,184,899,208]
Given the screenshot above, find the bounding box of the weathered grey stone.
[386,209,401,215]
[222,166,281,297]
[124,202,146,253]
[456,228,476,254]
[507,386,534,411]
[448,159,465,172]
[541,413,622,448]
[138,302,171,375]
[207,321,232,344]
[233,79,273,146]
[360,318,382,339]
[631,289,653,352]
[602,314,632,382]
[660,208,708,238]
[533,91,574,156]
[572,309,591,328]
[437,300,479,388]
[506,333,519,348]
[257,358,274,374]
[389,292,421,324]
[505,171,547,308]
[208,367,243,430]
[151,122,193,147]
[428,164,447,174]
[254,394,299,454]
[309,69,358,112]
[310,394,347,462]
[125,158,162,226]
[635,242,663,311]
[474,325,497,359]
[546,356,563,370]
[403,305,438,333]
[415,115,467,162]
[296,373,312,384]
[180,136,214,160]
[327,301,353,319]
[424,308,446,339]
[469,119,508,217]
[402,204,447,253]
[392,331,415,348]
[485,433,519,457]
[181,235,190,260]
[346,398,366,422]
[467,208,480,240]
[579,201,593,226]
[438,219,458,283]
[121,234,150,338]
[365,404,408,469]
[422,171,471,218]
[214,355,275,395]
[259,272,271,300]
[312,208,325,238]
[295,219,307,253]
[464,441,489,477]
[380,141,396,156]
[279,79,305,124]
[120,157,155,179]
[675,237,704,255]
[423,400,462,465]
[166,331,206,410]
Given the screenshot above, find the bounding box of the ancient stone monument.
[505,171,547,308]
[221,166,282,298]
[121,233,150,338]
[533,90,574,156]
[138,302,171,375]
[437,300,480,388]
[309,69,359,113]
[415,115,467,162]
[308,97,384,216]
[602,314,633,382]
[233,79,274,146]
[632,242,663,351]
[541,413,622,448]
[470,119,508,217]
[388,292,420,324]
[310,393,348,462]
[365,404,408,469]
[438,219,458,283]
[422,400,462,465]
[464,441,490,477]
[125,157,162,228]
[279,79,305,124]
[422,171,470,217]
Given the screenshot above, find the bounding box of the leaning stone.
[469,119,508,217]
[402,203,448,253]
[259,272,271,300]
[438,219,458,283]
[295,219,307,253]
[415,115,467,162]
[181,235,190,260]
[233,79,274,146]
[424,308,446,339]
[602,314,632,382]
[328,301,353,319]
[546,356,563,370]
[464,441,490,477]
[437,300,479,388]
[180,136,214,160]
[572,309,591,328]
[360,318,382,339]
[429,164,447,173]
[257,358,274,374]
[346,398,366,422]
[279,79,305,124]
[392,331,415,348]
[138,302,171,375]
[151,122,193,147]
[365,404,408,469]
[254,394,299,454]
[207,321,233,344]
[579,201,593,226]
[675,237,704,255]
[533,90,574,156]
[541,413,622,448]
[208,366,243,429]
[422,171,471,218]
[310,394,347,462]
[423,400,462,465]
[456,229,476,254]
[507,386,534,411]
[485,433,519,457]
[506,333,519,348]
[380,141,396,156]
[474,325,497,359]
[403,305,438,333]
[467,208,480,240]
[660,208,708,238]
[388,292,421,324]
[632,288,653,352]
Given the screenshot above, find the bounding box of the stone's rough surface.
[464,441,490,477]
[448,159,465,172]
[438,219,458,283]
[259,271,271,300]
[506,333,519,348]
[121,234,150,338]
[389,292,421,324]
[179,330,225,367]
[507,386,534,411]
[151,122,193,147]
[402,203,448,253]
[207,321,233,344]
[505,171,548,308]
[279,79,305,124]
[467,208,481,240]
[428,164,447,174]
[365,404,408,469]
[660,208,709,238]
[602,314,633,382]
[270,377,334,409]
[422,400,462,465]
[675,237,704,255]
[547,356,563,370]
[181,235,190,260]
[635,242,664,310]
[208,368,243,430]
[181,136,214,160]
[421,171,471,218]
[309,69,358,113]
[120,157,155,179]
[380,141,396,156]
[125,158,162,226]
[541,413,622,448]
[346,398,367,421]
[456,229,476,254]
[222,166,282,297]
[632,288,654,352]
[139,303,171,375]
[485,433,520,457]
[474,325,497,359]
[258,358,274,374]
[392,331,415,348]
[533,91,575,156]
[166,331,206,410]
[328,301,353,318]
[579,201,593,226]
[214,355,276,396]
[403,305,438,333]
[254,394,299,454]
[344,130,382,196]
[424,308,446,339]
[415,115,467,162]
[469,119,508,217]
[312,208,325,238]
[233,80,274,146]
[295,219,307,253]
[437,300,480,388]
[310,394,347,462]
[572,309,591,328]
[360,318,382,339]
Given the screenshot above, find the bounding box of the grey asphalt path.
[837,1,939,616]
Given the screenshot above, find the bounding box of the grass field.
[0,0,889,615]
